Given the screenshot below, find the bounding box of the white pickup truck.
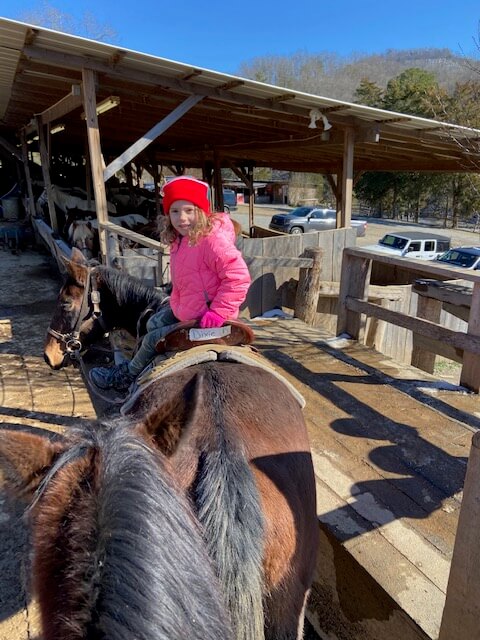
[364,231,451,260]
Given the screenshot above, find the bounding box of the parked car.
[268,206,367,237]
[364,231,451,260]
[435,246,480,270]
[223,189,237,212]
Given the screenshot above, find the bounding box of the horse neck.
[34,426,230,640]
[98,268,164,337]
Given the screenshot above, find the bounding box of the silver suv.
[269,206,367,236]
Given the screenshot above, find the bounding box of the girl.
[90,176,251,392]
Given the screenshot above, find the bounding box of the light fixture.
[27,135,39,144]
[50,124,65,134]
[308,108,332,131]
[96,96,120,115]
[81,96,120,119]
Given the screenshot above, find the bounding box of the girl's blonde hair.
[159,207,220,245]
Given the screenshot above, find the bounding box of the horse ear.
[61,248,88,284]
[70,247,89,265]
[135,372,204,456]
[0,429,67,499]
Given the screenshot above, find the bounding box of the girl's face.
[168,200,197,236]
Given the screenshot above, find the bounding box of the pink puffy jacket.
[169,215,251,322]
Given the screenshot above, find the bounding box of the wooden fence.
[238,226,357,320]
[337,247,480,392]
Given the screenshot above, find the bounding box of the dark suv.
[269,206,367,236]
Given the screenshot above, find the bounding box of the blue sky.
[2,1,480,74]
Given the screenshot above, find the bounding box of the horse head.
[43,248,106,369]
[0,421,233,640]
[68,220,97,260]
[44,248,171,369]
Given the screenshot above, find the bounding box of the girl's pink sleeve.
[204,235,251,319]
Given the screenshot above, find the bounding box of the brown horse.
[0,421,234,640]
[44,248,170,370]
[44,249,319,640]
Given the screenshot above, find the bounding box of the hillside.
[237,47,479,102]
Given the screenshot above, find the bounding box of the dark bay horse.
[44,248,170,370]
[44,249,319,640]
[0,421,233,640]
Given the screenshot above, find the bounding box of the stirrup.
[155,319,255,354]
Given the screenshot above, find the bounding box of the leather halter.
[47,265,105,358]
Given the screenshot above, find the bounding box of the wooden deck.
[251,317,479,640]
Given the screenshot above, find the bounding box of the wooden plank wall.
[238,228,356,321]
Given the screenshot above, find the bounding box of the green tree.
[382,68,441,117]
[354,79,384,107]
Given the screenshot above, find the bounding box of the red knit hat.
[162,176,211,215]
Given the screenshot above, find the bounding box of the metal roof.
[378,231,451,241]
[1,16,480,173]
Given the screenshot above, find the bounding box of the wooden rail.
[337,247,480,392]
[101,220,169,285]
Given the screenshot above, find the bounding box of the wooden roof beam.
[24,27,39,46]
[21,46,342,123]
[0,135,22,162]
[37,84,83,126]
[178,69,202,81]
[268,93,296,104]
[108,50,127,66]
[103,94,204,181]
[217,80,244,90]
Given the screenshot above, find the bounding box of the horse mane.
[33,421,231,640]
[97,265,169,309]
[192,365,266,639]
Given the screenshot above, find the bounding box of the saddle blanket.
[120,344,305,415]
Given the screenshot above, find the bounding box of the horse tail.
[195,439,265,640]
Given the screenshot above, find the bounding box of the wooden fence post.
[438,430,480,639]
[411,295,443,373]
[336,250,372,340]
[294,247,323,325]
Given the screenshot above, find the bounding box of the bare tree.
[17,1,117,43]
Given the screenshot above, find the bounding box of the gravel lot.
[231,204,480,248]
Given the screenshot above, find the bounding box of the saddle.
[154,319,255,354]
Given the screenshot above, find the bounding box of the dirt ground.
[0,243,98,640]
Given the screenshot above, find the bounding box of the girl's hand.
[199,310,224,328]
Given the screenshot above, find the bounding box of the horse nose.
[44,352,62,370]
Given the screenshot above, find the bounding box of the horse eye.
[61,298,75,311]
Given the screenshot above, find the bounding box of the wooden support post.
[460,281,480,392]
[339,128,354,229]
[247,165,254,236]
[85,139,92,209]
[336,252,372,340]
[152,162,162,216]
[20,131,36,219]
[295,248,324,326]
[213,150,224,213]
[411,295,442,373]
[438,430,480,639]
[36,116,58,232]
[82,68,110,264]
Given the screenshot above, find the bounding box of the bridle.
[47,265,106,360]
[47,264,128,405]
